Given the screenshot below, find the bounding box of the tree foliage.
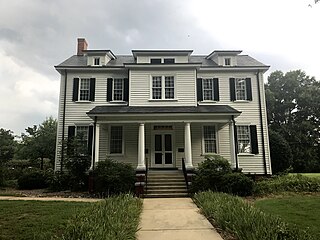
[17,117,57,169]
[266,70,320,172]
[0,128,16,164]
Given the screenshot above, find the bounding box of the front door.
[153,133,174,167]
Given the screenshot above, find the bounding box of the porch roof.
[87,105,241,116]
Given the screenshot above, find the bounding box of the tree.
[0,128,16,164]
[17,117,57,169]
[266,70,320,172]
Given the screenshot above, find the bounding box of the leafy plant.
[220,173,254,196]
[17,169,49,189]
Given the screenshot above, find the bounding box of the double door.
[152,133,174,167]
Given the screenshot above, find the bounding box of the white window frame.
[235,78,247,101]
[224,58,231,66]
[75,125,89,146]
[94,57,100,66]
[112,78,124,101]
[236,125,252,154]
[150,57,176,64]
[202,125,218,154]
[109,125,124,155]
[202,78,214,101]
[150,75,176,100]
[78,78,90,101]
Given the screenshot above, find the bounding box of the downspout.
[92,116,97,171]
[60,69,67,172]
[232,115,238,171]
[256,71,268,175]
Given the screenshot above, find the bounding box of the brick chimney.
[77,38,88,56]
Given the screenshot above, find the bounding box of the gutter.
[60,70,67,172]
[256,71,268,175]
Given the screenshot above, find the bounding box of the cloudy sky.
[0,0,319,135]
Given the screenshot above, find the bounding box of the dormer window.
[94,57,100,65]
[224,58,231,66]
[164,58,175,64]
[150,58,161,64]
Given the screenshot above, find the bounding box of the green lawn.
[255,195,320,238]
[0,200,92,240]
[290,173,320,178]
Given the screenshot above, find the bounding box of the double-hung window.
[76,126,89,147]
[94,57,100,65]
[152,76,175,100]
[203,126,217,154]
[110,126,123,154]
[237,126,251,153]
[113,79,124,101]
[203,78,214,101]
[230,78,252,101]
[72,78,95,102]
[79,78,90,101]
[197,78,219,102]
[235,78,247,100]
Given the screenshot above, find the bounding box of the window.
[237,126,251,153]
[202,79,214,101]
[110,126,123,154]
[203,126,217,153]
[152,76,175,100]
[224,58,231,66]
[229,78,252,101]
[113,79,124,101]
[76,126,89,146]
[150,58,161,64]
[164,58,175,64]
[94,57,100,65]
[79,78,90,101]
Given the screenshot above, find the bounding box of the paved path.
[137,198,223,240]
[0,196,102,202]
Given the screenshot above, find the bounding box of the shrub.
[46,171,71,191]
[191,155,232,192]
[194,191,313,240]
[220,173,254,196]
[59,194,142,240]
[253,174,320,195]
[93,159,135,195]
[18,169,49,189]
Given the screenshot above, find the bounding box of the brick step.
[144,192,189,198]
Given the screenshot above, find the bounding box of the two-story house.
[54,38,271,192]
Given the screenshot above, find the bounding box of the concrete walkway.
[0,196,101,202]
[137,198,223,240]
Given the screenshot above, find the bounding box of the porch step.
[144,170,188,198]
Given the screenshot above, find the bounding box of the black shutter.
[89,78,96,101]
[68,126,75,139]
[107,78,113,101]
[123,78,129,102]
[213,78,219,101]
[250,125,259,154]
[72,78,79,101]
[246,78,252,101]
[197,78,203,101]
[234,125,239,154]
[230,78,236,101]
[88,125,94,155]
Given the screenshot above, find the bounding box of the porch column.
[229,121,238,169]
[94,123,100,165]
[184,122,194,169]
[137,123,146,170]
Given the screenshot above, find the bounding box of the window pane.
[235,78,246,100]
[203,126,216,153]
[155,134,162,151]
[79,79,90,101]
[237,126,251,153]
[110,126,122,154]
[165,76,174,99]
[165,153,172,164]
[155,153,162,164]
[164,58,175,64]
[76,126,88,147]
[203,79,214,100]
[152,76,162,99]
[151,58,161,64]
[165,134,172,151]
[113,79,123,101]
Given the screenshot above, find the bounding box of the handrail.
[182,158,189,189]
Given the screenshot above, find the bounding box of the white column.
[94,123,100,164]
[184,122,193,169]
[137,123,146,170]
[229,121,237,169]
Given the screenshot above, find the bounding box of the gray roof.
[87,105,241,115]
[56,54,267,68]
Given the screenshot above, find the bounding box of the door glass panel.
[165,134,172,151]
[155,153,162,164]
[155,135,162,151]
[165,153,172,164]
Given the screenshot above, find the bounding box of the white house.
[54,38,271,185]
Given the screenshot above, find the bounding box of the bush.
[220,173,254,196]
[46,171,71,191]
[194,191,313,240]
[59,194,142,240]
[18,169,49,189]
[93,159,135,195]
[253,174,320,195]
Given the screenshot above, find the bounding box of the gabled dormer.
[132,50,193,64]
[206,50,242,67]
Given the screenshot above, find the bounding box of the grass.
[290,173,320,178]
[60,194,142,240]
[0,200,92,240]
[194,191,313,240]
[255,195,320,239]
